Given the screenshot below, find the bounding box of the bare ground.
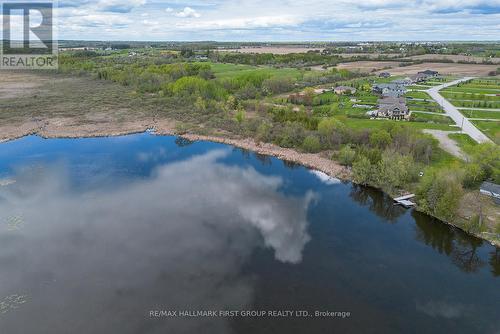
[335,61,499,77]
[423,129,466,159]
[404,54,500,65]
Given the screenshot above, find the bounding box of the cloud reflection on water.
[0,150,314,333]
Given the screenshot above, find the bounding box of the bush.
[417,170,463,221]
[370,129,391,149]
[463,163,485,189]
[338,146,356,166]
[302,135,321,153]
[375,150,415,193]
[352,155,373,185]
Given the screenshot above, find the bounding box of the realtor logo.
[1,1,58,69]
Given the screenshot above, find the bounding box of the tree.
[375,150,414,193]
[317,117,346,148]
[302,135,321,153]
[462,163,485,188]
[370,129,392,149]
[338,146,356,166]
[471,143,500,179]
[417,170,463,221]
[352,156,373,185]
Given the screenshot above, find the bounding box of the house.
[376,97,410,120]
[410,73,429,83]
[379,72,391,78]
[392,78,413,86]
[418,70,439,77]
[334,86,357,95]
[372,83,406,97]
[480,182,500,203]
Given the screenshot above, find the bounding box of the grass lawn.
[406,91,433,99]
[448,133,477,155]
[440,92,500,102]
[443,87,500,95]
[471,120,500,143]
[410,112,453,124]
[449,100,500,109]
[459,109,500,120]
[341,118,458,131]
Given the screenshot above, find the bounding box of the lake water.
[0,134,498,334]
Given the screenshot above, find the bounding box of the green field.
[471,120,500,143]
[209,63,303,80]
[440,92,500,102]
[443,87,500,95]
[406,91,433,100]
[448,133,477,154]
[342,118,457,131]
[459,109,500,120]
[410,112,453,124]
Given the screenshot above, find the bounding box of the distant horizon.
[55,40,500,43]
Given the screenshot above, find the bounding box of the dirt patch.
[404,54,500,65]
[335,61,499,77]
[336,61,401,73]
[378,62,499,77]
[423,129,465,159]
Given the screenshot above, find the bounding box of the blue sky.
[51,0,500,40]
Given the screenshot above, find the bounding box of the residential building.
[334,86,357,95]
[372,83,406,97]
[376,96,410,120]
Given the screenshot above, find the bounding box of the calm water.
[0,134,498,334]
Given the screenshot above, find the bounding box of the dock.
[393,194,416,208]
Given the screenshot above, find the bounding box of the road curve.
[426,77,492,143]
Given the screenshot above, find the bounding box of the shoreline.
[0,123,498,248]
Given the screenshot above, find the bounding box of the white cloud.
[174,7,201,18]
[54,0,500,40]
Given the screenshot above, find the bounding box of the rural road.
[426,78,492,143]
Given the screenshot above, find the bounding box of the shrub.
[370,129,392,149]
[463,163,486,189]
[302,135,321,153]
[352,156,373,185]
[338,146,356,166]
[417,170,463,221]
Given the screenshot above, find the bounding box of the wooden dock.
[393,194,416,208]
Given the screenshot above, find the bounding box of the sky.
[47,0,500,41]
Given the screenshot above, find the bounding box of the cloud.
[97,0,146,13]
[53,0,500,40]
[0,150,315,332]
[174,7,201,18]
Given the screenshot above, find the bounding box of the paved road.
[426,78,492,143]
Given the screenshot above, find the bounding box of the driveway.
[426,78,492,143]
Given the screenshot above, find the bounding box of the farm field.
[336,61,401,73]
[377,62,499,76]
[221,46,324,54]
[404,54,500,64]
